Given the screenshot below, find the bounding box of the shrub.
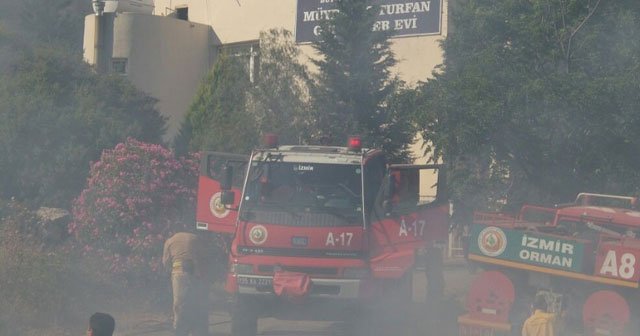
[0,48,165,208]
[0,199,111,335]
[70,138,199,282]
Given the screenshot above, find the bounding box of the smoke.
[0,0,89,71]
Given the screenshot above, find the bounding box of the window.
[111,58,127,74]
[218,42,260,83]
[241,161,363,226]
[176,6,188,20]
[363,155,385,213]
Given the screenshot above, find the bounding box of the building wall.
[152,0,447,85]
[84,0,447,143]
[84,16,98,66]
[83,12,213,140]
[154,0,297,43]
[84,0,447,207]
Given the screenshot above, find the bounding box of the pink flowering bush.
[70,138,199,281]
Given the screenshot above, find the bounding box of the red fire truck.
[460,193,640,336]
[195,135,450,336]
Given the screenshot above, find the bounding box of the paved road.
[116,263,473,336]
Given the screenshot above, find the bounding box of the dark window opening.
[218,42,260,83]
[176,7,188,20]
[111,58,127,74]
[241,161,363,226]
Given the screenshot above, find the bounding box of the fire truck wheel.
[231,297,258,336]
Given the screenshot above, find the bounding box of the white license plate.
[237,277,272,286]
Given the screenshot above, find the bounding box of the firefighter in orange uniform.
[163,231,210,336]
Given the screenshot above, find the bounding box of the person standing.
[87,312,115,336]
[163,231,211,336]
[522,295,557,336]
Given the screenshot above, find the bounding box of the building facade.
[84,0,448,142]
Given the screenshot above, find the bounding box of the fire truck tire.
[230,297,258,336]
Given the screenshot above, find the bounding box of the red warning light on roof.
[263,133,279,148]
[348,136,362,151]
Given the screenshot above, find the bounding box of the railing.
[576,192,638,209]
[447,232,466,259]
[473,212,516,227]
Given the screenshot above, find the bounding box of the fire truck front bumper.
[232,274,366,299]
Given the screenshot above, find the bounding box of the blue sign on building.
[295,0,443,43]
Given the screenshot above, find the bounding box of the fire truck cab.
[196,136,450,336]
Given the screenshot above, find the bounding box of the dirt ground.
[108,260,475,336]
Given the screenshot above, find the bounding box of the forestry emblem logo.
[478,226,507,257]
[209,192,230,218]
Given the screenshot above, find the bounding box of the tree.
[0,48,165,207]
[247,29,312,145]
[0,23,6,45]
[19,0,89,50]
[0,20,23,71]
[184,53,257,153]
[310,0,414,162]
[70,138,198,281]
[181,29,311,152]
[417,0,640,210]
[0,0,88,71]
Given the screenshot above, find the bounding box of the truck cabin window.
[205,155,246,188]
[242,162,363,225]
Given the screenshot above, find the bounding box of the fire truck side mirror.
[220,164,233,191]
[383,173,395,214]
[220,190,235,205]
[383,199,393,214]
[384,173,395,200]
[436,168,448,202]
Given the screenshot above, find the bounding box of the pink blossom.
[70,138,199,281]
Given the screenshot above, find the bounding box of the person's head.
[532,295,548,312]
[87,312,115,336]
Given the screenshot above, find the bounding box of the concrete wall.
[83,12,213,140]
[154,0,297,42]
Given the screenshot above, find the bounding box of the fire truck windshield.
[241,161,363,226]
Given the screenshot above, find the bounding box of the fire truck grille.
[310,284,340,295]
[249,211,361,227]
[257,265,339,276]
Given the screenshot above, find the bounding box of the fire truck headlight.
[343,267,370,279]
[231,263,254,275]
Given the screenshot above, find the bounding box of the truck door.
[196,152,248,234]
[368,164,450,278]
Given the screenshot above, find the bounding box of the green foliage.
[247,29,312,145]
[0,21,22,71]
[0,0,88,72]
[310,0,414,161]
[182,29,311,152]
[0,23,5,44]
[19,0,89,50]
[418,0,640,212]
[0,200,110,335]
[186,53,257,153]
[173,118,193,157]
[0,48,165,207]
